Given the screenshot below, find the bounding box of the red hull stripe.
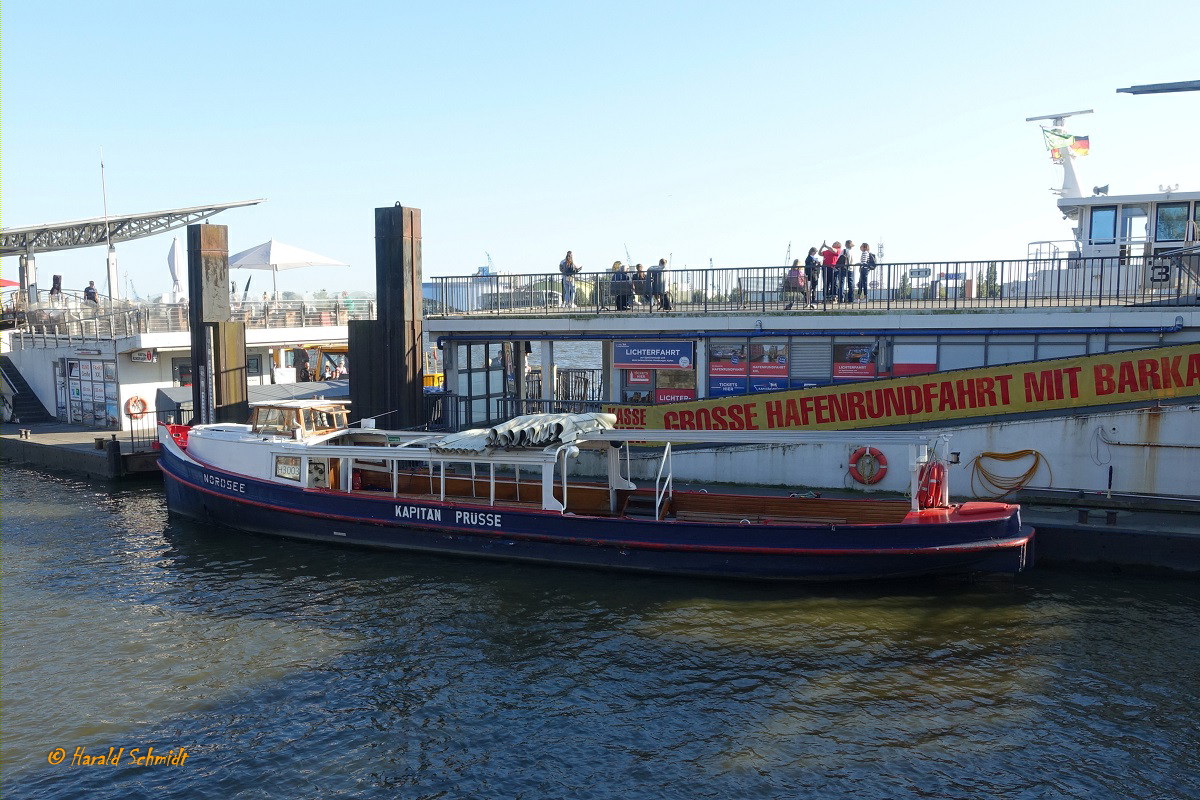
[164,467,1032,558]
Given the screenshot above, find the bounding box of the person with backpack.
[856,243,877,302]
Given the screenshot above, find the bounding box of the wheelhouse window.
[1155,202,1190,242]
[251,406,296,435]
[1088,206,1116,245]
[1119,204,1149,243]
[303,407,347,433]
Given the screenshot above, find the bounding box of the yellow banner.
[604,343,1200,431]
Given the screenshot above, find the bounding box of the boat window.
[253,407,291,434]
[1155,202,1189,242]
[1119,205,1149,243]
[304,407,343,432]
[1088,206,1116,245]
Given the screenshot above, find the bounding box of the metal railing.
[526,368,606,403]
[6,298,377,347]
[127,408,186,452]
[426,255,1200,317]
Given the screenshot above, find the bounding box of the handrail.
[5,297,378,341]
[426,254,1199,317]
[653,442,673,521]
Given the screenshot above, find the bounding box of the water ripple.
[2,466,1198,799]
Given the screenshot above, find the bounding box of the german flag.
[1070,135,1090,156]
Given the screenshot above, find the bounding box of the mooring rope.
[968,450,1052,499]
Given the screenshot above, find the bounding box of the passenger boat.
[158,402,1034,581]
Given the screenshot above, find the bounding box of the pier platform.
[0,421,160,479]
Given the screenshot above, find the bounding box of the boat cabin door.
[308,458,330,489]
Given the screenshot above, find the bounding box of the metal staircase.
[0,356,54,423]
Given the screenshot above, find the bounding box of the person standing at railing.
[83,281,99,307]
[559,251,581,307]
[611,262,632,311]
[633,264,651,305]
[804,247,820,308]
[840,239,859,302]
[649,257,672,310]
[856,243,877,302]
[784,260,807,310]
[819,242,841,303]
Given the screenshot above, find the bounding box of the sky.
[3,1,1198,298]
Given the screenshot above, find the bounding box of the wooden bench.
[671,492,910,525]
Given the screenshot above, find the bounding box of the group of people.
[559,251,672,311]
[784,240,878,308]
[608,258,671,311]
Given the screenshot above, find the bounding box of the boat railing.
[653,442,673,521]
[425,255,1200,317]
[128,408,187,453]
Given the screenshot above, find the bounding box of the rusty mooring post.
[349,205,424,428]
[187,224,247,424]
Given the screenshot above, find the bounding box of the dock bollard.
[19,428,30,440]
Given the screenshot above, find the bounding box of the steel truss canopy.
[1116,80,1200,95]
[0,199,265,257]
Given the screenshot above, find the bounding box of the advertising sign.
[833,343,879,379]
[602,344,1200,432]
[892,343,938,377]
[708,377,748,396]
[626,369,653,385]
[749,339,788,378]
[708,342,748,376]
[614,341,694,370]
[130,350,157,363]
[750,378,789,393]
[655,388,696,403]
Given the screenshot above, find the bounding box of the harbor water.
[2,465,1198,799]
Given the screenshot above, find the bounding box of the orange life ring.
[848,446,887,484]
[124,396,148,418]
[918,461,947,508]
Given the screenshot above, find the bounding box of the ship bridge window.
[1155,202,1190,242]
[1119,205,1149,243]
[1088,206,1116,245]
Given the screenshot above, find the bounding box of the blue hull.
[159,446,1033,581]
